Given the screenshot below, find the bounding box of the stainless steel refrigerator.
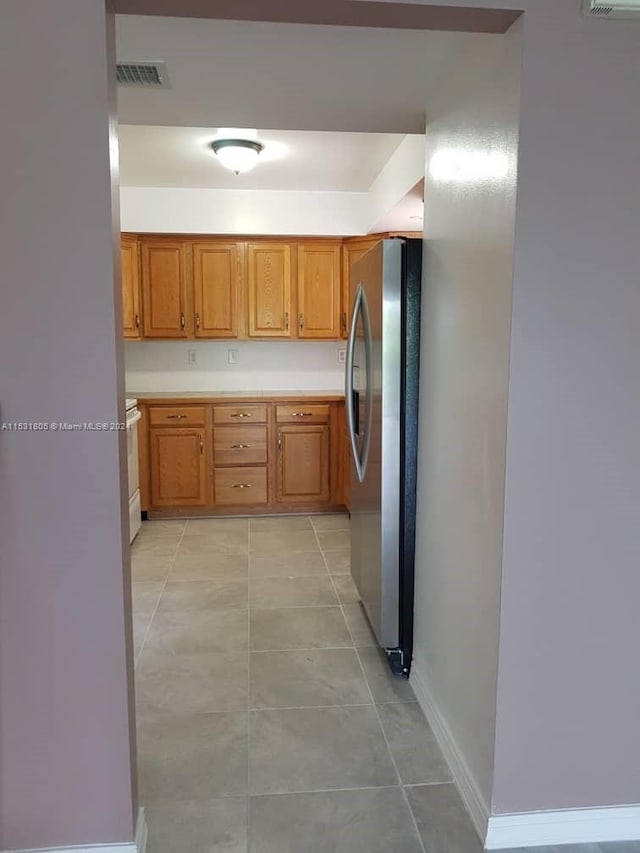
[345,238,422,676]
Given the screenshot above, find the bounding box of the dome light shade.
[210,138,264,174]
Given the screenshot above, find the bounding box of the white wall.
[411,21,521,817]
[120,187,370,235]
[125,340,345,392]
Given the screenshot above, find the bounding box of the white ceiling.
[118,126,409,190]
[115,15,483,133]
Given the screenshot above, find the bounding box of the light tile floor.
[132,515,638,853]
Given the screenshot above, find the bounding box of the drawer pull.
[166,414,187,420]
[291,412,313,417]
[230,443,251,449]
[231,483,252,489]
[230,412,251,418]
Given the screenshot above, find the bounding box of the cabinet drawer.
[149,406,207,427]
[214,426,267,466]
[214,466,267,505]
[213,404,267,425]
[276,403,330,424]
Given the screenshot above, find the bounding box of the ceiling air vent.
[583,0,640,17]
[116,61,170,88]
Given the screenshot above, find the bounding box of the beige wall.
[412,0,640,826]
[494,0,640,813]
[411,22,522,811]
[0,1,136,848]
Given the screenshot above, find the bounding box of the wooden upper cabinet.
[247,242,292,338]
[342,238,378,339]
[193,241,241,339]
[121,236,142,340]
[297,242,342,339]
[141,239,189,338]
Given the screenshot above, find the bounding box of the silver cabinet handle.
[298,313,304,330]
[195,312,201,330]
[278,432,282,452]
[198,433,204,454]
[166,414,186,420]
[230,412,251,418]
[232,483,252,489]
[231,443,251,448]
[180,312,186,329]
[135,313,140,329]
[291,412,313,417]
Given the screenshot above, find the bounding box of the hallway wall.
[411,22,522,814]
[0,1,136,849]
[412,0,640,832]
[493,0,640,815]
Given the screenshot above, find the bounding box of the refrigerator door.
[347,240,402,649]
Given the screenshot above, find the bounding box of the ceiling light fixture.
[210,138,265,175]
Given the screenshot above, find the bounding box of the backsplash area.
[125,341,346,392]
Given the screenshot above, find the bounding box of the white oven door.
[126,407,141,500]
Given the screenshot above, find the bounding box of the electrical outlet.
[337,349,346,364]
[186,347,198,367]
[227,349,238,365]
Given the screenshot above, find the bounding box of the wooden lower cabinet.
[277,424,330,504]
[149,428,208,507]
[142,399,345,514]
[337,403,351,512]
[214,466,268,506]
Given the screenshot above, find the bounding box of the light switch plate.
[186,347,197,366]
[227,349,238,365]
[337,349,346,364]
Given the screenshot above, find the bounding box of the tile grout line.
[314,523,428,853]
[134,520,187,663]
[356,638,428,853]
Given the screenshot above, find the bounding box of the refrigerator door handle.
[345,284,373,484]
[346,285,366,483]
[359,285,373,479]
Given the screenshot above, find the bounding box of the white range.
[125,398,142,543]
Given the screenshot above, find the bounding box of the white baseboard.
[410,653,490,842]
[134,809,147,853]
[485,805,640,849]
[410,655,640,850]
[2,808,147,853]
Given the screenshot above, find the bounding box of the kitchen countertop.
[127,390,345,403]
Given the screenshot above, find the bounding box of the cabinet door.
[121,237,142,339]
[247,242,292,337]
[141,240,189,338]
[149,428,208,507]
[277,425,330,503]
[297,242,341,339]
[341,410,351,512]
[193,241,240,338]
[342,239,377,339]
